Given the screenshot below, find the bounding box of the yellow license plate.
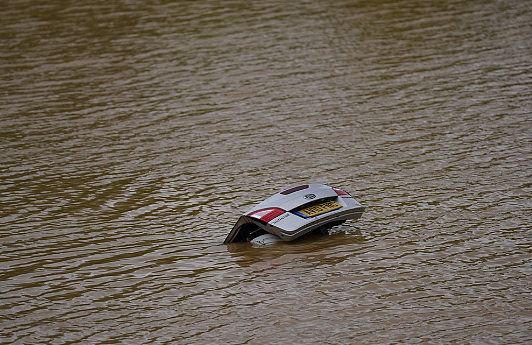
[295,200,342,218]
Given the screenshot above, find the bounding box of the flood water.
[1,0,531,344]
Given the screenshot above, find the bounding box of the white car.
[224,183,365,244]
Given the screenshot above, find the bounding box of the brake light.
[247,208,285,223]
[280,185,309,195]
[333,187,351,196]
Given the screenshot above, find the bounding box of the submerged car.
[223,183,365,244]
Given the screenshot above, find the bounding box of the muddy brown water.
[1,0,531,344]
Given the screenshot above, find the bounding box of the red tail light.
[333,187,351,196]
[247,208,285,223]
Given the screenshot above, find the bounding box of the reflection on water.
[1,0,531,343]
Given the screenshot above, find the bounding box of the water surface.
[1,0,531,344]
